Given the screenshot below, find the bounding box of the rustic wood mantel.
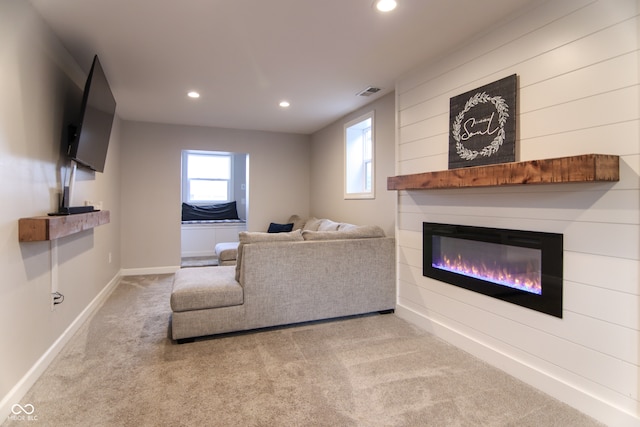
[19,210,110,242]
[387,154,619,191]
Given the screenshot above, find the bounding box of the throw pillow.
[268,222,294,233]
[317,219,341,231]
[338,223,358,231]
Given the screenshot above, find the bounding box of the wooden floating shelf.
[387,154,619,191]
[19,210,110,242]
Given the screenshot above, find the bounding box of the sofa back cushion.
[302,217,322,231]
[287,214,307,231]
[236,229,304,281]
[301,225,386,240]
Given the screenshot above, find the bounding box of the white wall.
[119,121,310,272]
[394,0,639,425]
[0,0,122,419]
[310,92,396,235]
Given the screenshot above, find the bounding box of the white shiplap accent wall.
[394,0,640,425]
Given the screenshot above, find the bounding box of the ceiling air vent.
[356,86,382,97]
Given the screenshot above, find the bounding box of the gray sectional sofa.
[170,217,396,341]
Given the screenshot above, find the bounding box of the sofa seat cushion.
[171,266,243,312]
[215,241,239,263]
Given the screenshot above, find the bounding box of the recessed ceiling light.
[279,100,290,108]
[187,91,200,99]
[375,0,397,12]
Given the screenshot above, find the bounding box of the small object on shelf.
[49,205,96,216]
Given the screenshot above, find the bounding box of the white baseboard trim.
[120,266,180,276]
[181,251,215,258]
[395,304,639,427]
[0,271,122,422]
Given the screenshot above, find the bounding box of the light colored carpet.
[3,274,603,427]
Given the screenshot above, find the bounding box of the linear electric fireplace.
[423,222,563,318]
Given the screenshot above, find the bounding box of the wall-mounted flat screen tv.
[67,55,116,173]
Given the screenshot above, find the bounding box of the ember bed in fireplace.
[423,223,563,318]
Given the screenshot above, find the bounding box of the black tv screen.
[68,55,116,172]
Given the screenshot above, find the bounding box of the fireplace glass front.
[423,223,563,317]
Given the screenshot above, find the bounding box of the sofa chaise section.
[170,265,246,340]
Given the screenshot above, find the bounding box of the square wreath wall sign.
[449,74,517,169]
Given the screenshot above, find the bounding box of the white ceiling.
[31,0,539,135]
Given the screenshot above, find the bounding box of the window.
[345,112,375,199]
[182,151,232,204]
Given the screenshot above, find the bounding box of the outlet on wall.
[108,252,112,263]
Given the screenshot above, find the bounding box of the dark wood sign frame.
[449,74,517,169]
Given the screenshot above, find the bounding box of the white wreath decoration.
[452,92,509,161]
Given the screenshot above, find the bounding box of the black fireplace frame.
[423,222,563,318]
